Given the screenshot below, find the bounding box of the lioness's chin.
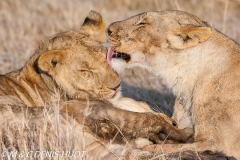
[111,58,128,73]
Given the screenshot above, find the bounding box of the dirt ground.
[0,0,240,116]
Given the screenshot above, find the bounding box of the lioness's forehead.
[124,11,202,26]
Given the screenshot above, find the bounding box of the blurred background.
[0,0,239,115]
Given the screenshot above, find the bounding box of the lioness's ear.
[38,50,67,76]
[167,26,211,49]
[80,10,106,42]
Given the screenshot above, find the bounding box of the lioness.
[0,10,193,159]
[107,10,240,158]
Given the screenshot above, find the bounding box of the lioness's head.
[36,11,121,100]
[107,11,212,73]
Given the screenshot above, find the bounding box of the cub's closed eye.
[80,69,93,73]
[79,69,93,80]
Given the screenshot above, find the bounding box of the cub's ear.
[167,26,211,49]
[80,10,106,42]
[38,50,67,76]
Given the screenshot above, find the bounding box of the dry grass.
[0,0,240,159]
[0,101,87,160]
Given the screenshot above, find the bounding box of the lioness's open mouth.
[107,48,130,66]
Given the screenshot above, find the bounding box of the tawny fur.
[108,10,240,159]
[0,10,193,159]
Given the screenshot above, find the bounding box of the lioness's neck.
[148,29,238,101]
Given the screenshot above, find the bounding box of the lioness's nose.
[107,28,113,35]
[108,22,118,35]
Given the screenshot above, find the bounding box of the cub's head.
[107,11,212,73]
[37,11,121,100]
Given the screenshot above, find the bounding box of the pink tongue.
[107,48,115,67]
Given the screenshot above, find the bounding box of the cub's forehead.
[68,40,107,62]
[35,30,107,62]
[74,47,108,68]
[49,30,106,51]
[40,29,107,54]
[50,31,85,49]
